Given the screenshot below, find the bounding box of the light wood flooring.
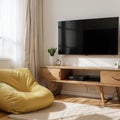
[0,94,120,120]
[55,94,120,107]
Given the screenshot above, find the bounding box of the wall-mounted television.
[58,17,119,55]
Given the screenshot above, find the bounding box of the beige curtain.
[24,0,43,81]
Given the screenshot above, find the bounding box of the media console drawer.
[101,71,120,85]
[41,68,61,80]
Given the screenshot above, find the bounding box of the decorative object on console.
[114,60,120,69]
[48,48,57,65]
[49,56,56,66]
[118,60,120,69]
[56,59,61,66]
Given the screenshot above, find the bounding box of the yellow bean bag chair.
[0,68,54,114]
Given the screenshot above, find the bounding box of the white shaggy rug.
[8,101,120,120]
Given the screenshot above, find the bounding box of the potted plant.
[48,48,57,65]
[48,48,57,56]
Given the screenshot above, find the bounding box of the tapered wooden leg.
[116,87,120,101]
[53,83,63,95]
[50,82,63,96]
[57,83,63,95]
[99,86,105,107]
[50,82,56,93]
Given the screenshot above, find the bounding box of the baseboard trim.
[61,90,116,99]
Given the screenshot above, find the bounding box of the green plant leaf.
[48,48,57,56]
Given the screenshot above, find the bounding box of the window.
[0,0,26,67]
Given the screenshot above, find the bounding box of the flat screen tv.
[58,17,119,55]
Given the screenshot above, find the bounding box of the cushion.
[0,68,54,114]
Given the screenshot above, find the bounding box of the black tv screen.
[58,17,119,55]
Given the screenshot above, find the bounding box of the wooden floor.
[0,94,120,120]
[55,94,120,107]
[0,111,9,120]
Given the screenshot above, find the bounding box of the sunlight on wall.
[62,55,119,69]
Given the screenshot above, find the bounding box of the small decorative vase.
[49,56,55,66]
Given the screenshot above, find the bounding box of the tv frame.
[58,17,119,55]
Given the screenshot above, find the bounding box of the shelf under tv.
[41,66,120,106]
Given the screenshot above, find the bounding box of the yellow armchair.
[0,68,54,114]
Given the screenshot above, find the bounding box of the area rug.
[8,101,120,120]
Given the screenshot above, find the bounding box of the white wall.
[43,0,120,98]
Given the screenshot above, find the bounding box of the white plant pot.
[49,56,55,66]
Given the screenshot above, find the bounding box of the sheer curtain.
[0,0,26,68]
[24,0,43,80]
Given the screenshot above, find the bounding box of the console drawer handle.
[112,76,120,81]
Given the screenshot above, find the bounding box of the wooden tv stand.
[41,66,120,106]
